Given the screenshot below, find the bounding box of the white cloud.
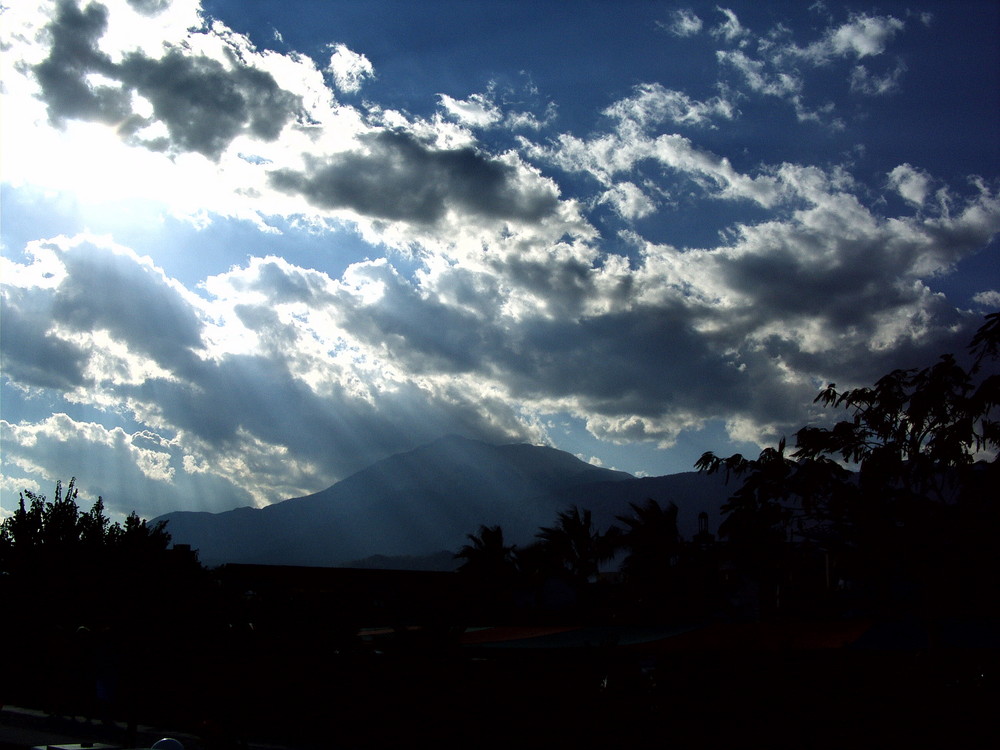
[973,290,1000,308]
[798,13,905,64]
[438,93,502,127]
[504,104,557,131]
[326,43,374,93]
[712,8,748,42]
[529,113,782,209]
[604,83,735,129]
[662,9,702,37]
[717,49,802,98]
[0,414,181,515]
[888,164,932,207]
[850,61,906,95]
[599,182,656,220]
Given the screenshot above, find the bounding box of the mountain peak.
[154,436,728,568]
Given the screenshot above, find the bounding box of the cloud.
[269,129,560,225]
[973,290,1000,308]
[530,118,782,208]
[1,235,548,512]
[802,13,905,62]
[32,0,132,126]
[888,164,932,207]
[716,49,803,99]
[850,61,906,95]
[327,43,374,93]
[711,8,748,43]
[709,10,908,125]
[603,83,735,129]
[126,0,170,15]
[116,48,301,157]
[0,414,189,518]
[49,237,206,373]
[0,291,90,391]
[4,160,998,511]
[439,93,502,128]
[31,0,302,159]
[599,183,656,220]
[661,9,702,37]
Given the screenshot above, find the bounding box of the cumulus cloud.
[0,415,187,518]
[973,290,1000,308]
[1,235,547,513]
[327,43,374,93]
[0,291,90,391]
[599,183,656,220]
[716,49,801,98]
[888,164,932,206]
[31,0,302,159]
[269,129,560,225]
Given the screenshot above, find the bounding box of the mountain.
[153,435,735,569]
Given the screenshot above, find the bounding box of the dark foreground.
[3,619,998,750]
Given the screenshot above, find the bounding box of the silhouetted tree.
[456,524,517,581]
[615,498,682,585]
[0,478,208,724]
[0,478,172,577]
[536,506,617,584]
[697,312,1000,617]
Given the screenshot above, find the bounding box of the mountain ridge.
[153,435,733,568]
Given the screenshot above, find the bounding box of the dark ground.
[3,637,998,750]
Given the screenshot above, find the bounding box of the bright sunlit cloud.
[1,0,997,519]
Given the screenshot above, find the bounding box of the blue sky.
[2,0,998,520]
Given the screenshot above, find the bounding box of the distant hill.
[153,435,735,568]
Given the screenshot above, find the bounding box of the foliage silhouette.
[614,498,681,585]
[0,477,174,577]
[696,312,1000,618]
[1,478,212,729]
[455,523,517,582]
[535,505,618,584]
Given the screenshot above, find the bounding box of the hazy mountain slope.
[154,435,733,568]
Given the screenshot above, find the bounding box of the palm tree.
[614,498,681,586]
[455,524,517,581]
[535,506,616,584]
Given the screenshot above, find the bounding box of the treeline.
[454,311,1000,623]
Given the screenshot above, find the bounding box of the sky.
[1,0,999,521]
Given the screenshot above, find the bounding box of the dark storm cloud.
[50,242,205,371]
[117,48,301,158]
[332,264,751,423]
[501,305,750,418]
[33,0,301,159]
[33,0,131,125]
[0,292,89,391]
[494,255,598,317]
[268,130,560,224]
